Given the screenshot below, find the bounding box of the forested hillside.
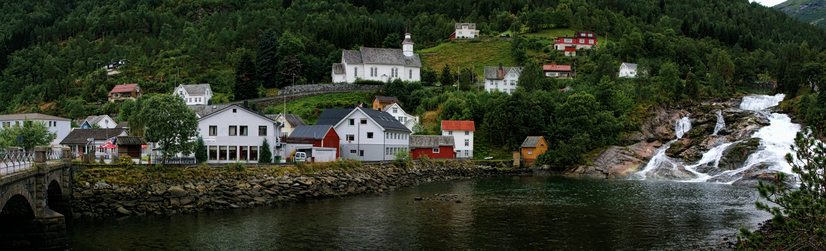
[775,0,826,30]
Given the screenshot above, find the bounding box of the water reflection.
[67,176,768,250]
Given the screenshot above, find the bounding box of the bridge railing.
[0,150,34,175]
[163,157,196,164]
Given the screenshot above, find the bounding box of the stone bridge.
[0,148,73,250]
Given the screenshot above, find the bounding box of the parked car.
[294,152,307,162]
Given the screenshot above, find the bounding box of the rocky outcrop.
[70,161,528,219]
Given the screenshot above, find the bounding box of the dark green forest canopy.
[0,0,825,118]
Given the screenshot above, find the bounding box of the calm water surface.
[67,176,769,250]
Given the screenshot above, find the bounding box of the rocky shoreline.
[70,161,528,219]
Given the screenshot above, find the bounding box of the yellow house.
[520,136,548,165]
[372,96,400,110]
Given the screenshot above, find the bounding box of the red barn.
[286,125,340,158]
[409,135,455,159]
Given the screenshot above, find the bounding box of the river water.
[67,176,768,250]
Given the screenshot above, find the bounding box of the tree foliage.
[137,94,199,164]
[0,119,56,151]
[195,136,207,163]
[260,138,272,163]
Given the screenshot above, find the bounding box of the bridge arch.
[0,182,35,218]
[0,194,35,219]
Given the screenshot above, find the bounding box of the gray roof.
[341,48,422,67]
[316,107,411,132]
[189,104,231,118]
[83,115,111,126]
[332,63,345,75]
[266,114,307,127]
[409,135,454,149]
[521,136,545,148]
[197,104,277,126]
[374,96,400,104]
[455,23,477,29]
[115,121,129,129]
[484,66,521,80]
[288,125,334,141]
[181,84,212,95]
[0,113,70,121]
[622,63,638,70]
[114,136,146,146]
[60,128,128,145]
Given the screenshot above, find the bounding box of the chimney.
[243,100,248,109]
[251,104,257,111]
[498,63,504,79]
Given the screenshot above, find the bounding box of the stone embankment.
[70,161,524,219]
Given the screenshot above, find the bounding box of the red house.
[286,125,340,158]
[108,83,142,102]
[409,135,455,159]
[542,62,572,79]
[553,31,597,55]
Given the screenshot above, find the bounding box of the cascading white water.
[712,110,725,136]
[632,94,800,183]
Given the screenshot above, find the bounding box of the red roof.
[543,63,571,72]
[442,120,475,131]
[109,83,139,94]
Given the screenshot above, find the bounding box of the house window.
[349,119,355,125]
[465,131,469,135]
[409,69,412,79]
[351,150,357,154]
[229,146,237,160]
[355,67,358,77]
[433,148,440,153]
[589,39,594,44]
[465,139,469,146]
[259,126,267,136]
[229,126,237,136]
[240,146,248,160]
[346,134,355,141]
[458,31,462,35]
[240,126,248,136]
[360,119,367,124]
[220,146,228,160]
[209,146,217,160]
[250,146,258,161]
[579,39,585,44]
[367,132,373,139]
[465,150,469,156]
[564,38,572,43]
[359,150,364,157]
[448,131,452,135]
[393,108,398,113]
[209,126,217,136]
[528,150,533,155]
[510,89,515,93]
[510,80,515,85]
[232,109,237,113]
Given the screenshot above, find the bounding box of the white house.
[331,33,422,83]
[265,113,307,138]
[483,64,521,94]
[441,120,475,158]
[79,115,116,129]
[382,103,418,131]
[619,62,639,78]
[316,107,411,161]
[0,113,72,148]
[452,23,480,39]
[174,84,213,105]
[197,104,282,163]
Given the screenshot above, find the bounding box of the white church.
[332,33,422,83]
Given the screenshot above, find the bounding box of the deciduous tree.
[0,119,56,151]
[137,94,199,165]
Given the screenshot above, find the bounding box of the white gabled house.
[441,120,475,158]
[451,23,480,39]
[484,64,521,94]
[174,84,213,105]
[79,115,116,129]
[197,104,282,163]
[382,103,418,131]
[331,33,422,83]
[316,107,411,161]
[619,62,639,78]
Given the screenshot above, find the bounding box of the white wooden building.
[483,64,521,94]
[79,115,116,129]
[197,104,282,163]
[382,103,418,131]
[453,23,480,39]
[316,107,411,161]
[619,62,639,78]
[0,113,72,147]
[441,120,475,158]
[331,33,422,83]
[174,84,213,105]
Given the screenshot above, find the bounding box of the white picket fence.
[0,149,63,176]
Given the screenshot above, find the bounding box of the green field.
[417,40,517,77]
[263,92,374,125]
[523,28,611,48]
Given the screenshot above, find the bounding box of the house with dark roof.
[197,104,282,163]
[543,62,572,79]
[372,96,400,110]
[173,84,213,105]
[441,120,475,158]
[316,107,411,161]
[108,83,142,102]
[0,113,72,147]
[331,33,422,83]
[79,115,116,129]
[520,136,548,165]
[60,128,128,158]
[383,103,418,131]
[484,63,521,94]
[267,113,307,138]
[409,135,455,159]
[285,125,340,158]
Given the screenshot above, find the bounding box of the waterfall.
[632,94,801,184]
[712,110,725,136]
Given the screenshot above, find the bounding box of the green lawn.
[263,92,374,125]
[417,40,517,77]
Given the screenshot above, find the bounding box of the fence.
[163,157,197,164]
[0,149,63,176]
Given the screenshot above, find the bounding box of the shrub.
[393,148,411,168]
[118,155,136,169]
[737,127,826,250]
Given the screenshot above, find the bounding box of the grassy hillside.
[262,92,374,125]
[418,40,516,77]
[775,0,826,30]
[522,28,611,48]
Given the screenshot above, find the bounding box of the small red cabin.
[286,125,340,158]
[409,135,455,159]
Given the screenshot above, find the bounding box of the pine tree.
[195,136,207,163]
[257,29,280,88]
[440,64,453,86]
[260,138,272,163]
[235,53,259,100]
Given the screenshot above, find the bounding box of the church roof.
[181,84,212,95]
[332,63,345,74]
[341,48,422,67]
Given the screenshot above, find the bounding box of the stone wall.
[69,161,524,219]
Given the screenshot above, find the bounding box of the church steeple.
[402,33,414,57]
